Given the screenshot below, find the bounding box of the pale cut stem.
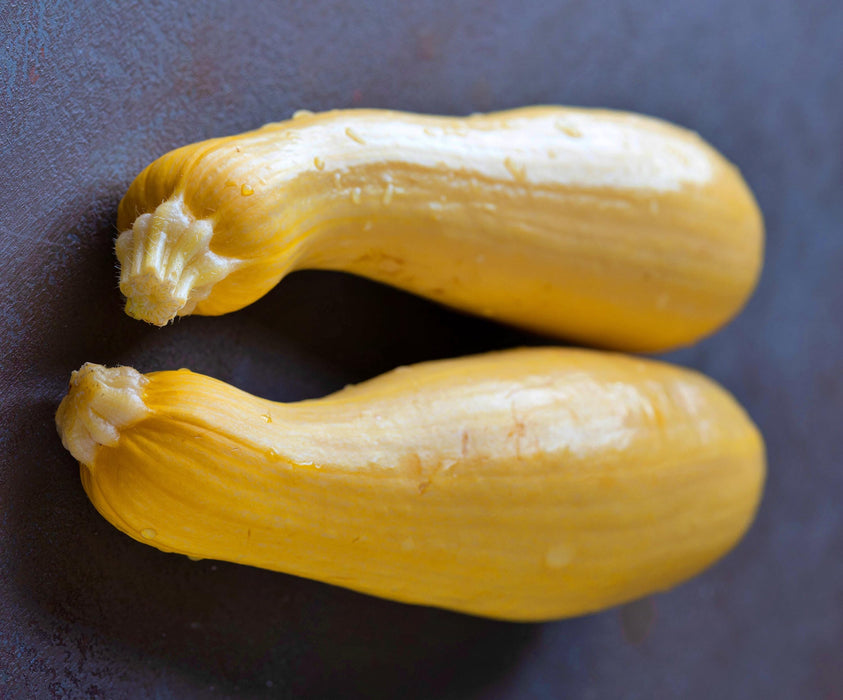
[115,197,241,326]
[55,364,150,466]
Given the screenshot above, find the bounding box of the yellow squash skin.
[115,107,763,351]
[55,348,764,621]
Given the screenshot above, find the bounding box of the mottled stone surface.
[1,1,841,697]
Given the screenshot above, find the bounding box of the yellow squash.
[55,348,764,621]
[115,107,763,351]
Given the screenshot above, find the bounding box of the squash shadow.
[188,268,555,403]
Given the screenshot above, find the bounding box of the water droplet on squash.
[141,528,157,539]
[440,458,457,471]
[503,157,526,182]
[382,183,394,205]
[313,157,325,170]
[545,543,574,569]
[555,121,582,138]
[345,127,366,145]
[240,184,254,196]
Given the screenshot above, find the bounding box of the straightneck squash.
[55,348,765,621]
[115,107,763,351]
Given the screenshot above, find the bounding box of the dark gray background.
[1,1,840,698]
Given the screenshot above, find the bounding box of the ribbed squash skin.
[116,107,763,351]
[56,348,765,621]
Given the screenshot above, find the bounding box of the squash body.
[116,107,763,351]
[56,348,765,621]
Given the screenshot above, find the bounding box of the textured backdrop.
[1,1,841,698]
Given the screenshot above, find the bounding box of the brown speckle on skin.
[403,452,423,478]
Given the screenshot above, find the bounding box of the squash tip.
[115,198,241,325]
[55,363,150,466]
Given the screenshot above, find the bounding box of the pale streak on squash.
[115,107,763,351]
[55,348,765,621]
